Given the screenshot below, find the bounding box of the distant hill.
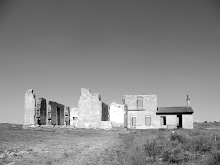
[1,122,220,130]
[194,122,220,129]
[0,123,23,130]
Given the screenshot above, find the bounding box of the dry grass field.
[1,123,220,165]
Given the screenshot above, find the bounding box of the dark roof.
[157,106,194,114]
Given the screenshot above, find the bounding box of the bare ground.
[0,124,131,165]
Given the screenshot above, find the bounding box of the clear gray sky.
[0,0,219,124]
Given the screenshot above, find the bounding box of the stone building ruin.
[36,98,47,125]
[23,88,111,129]
[24,89,36,127]
[77,88,110,128]
[23,89,71,128]
[23,88,194,129]
[70,108,78,127]
[109,102,125,127]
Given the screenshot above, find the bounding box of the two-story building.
[122,95,194,129]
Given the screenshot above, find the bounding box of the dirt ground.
[0,124,131,165]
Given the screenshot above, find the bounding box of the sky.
[0,0,220,124]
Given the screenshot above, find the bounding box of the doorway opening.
[57,107,60,125]
[177,115,182,128]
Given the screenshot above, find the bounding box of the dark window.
[177,116,180,126]
[131,116,136,127]
[137,97,143,109]
[161,116,166,125]
[36,110,40,118]
[73,117,78,121]
[145,116,151,126]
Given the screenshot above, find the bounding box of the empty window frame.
[131,116,136,127]
[137,97,143,109]
[73,117,78,121]
[48,112,51,120]
[161,116,166,125]
[177,116,180,126]
[65,111,69,117]
[145,116,151,126]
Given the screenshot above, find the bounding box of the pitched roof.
[157,106,194,114]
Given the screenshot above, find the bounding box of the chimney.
[186,95,190,107]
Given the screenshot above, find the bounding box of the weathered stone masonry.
[36,98,47,125]
[24,89,36,127]
[109,102,125,127]
[64,106,70,125]
[23,89,70,128]
[24,88,194,130]
[77,88,110,128]
[49,101,65,126]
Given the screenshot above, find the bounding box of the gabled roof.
[157,106,194,114]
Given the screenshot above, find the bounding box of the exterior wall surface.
[64,106,70,125]
[127,110,161,129]
[182,114,193,129]
[158,115,178,129]
[102,102,109,121]
[109,102,125,127]
[49,101,65,126]
[70,108,78,127]
[37,98,47,125]
[77,88,102,128]
[47,103,51,125]
[124,95,160,129]
[101,121,112,129]
[50,101,57,125]
[59,104,65,125]
[24,89,36,127]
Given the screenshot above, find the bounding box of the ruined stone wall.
[77,88,103,128]
[109,102,125,127]
[47,103,52,125]
[24,89,70,127]
[70,108,78,127]
[50,101,57,125]
[36,98,47,125]
[64,106,70,125]
[24,89,36,127]
[101,102,109,121]
[49,101,65,126]
[59,104,65,125]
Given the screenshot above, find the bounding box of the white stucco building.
[109,102,125,127]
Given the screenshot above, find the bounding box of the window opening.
[161,116,166,125]
[145,116,151,126]
[131,116,136,127]
[137,97,143,109]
